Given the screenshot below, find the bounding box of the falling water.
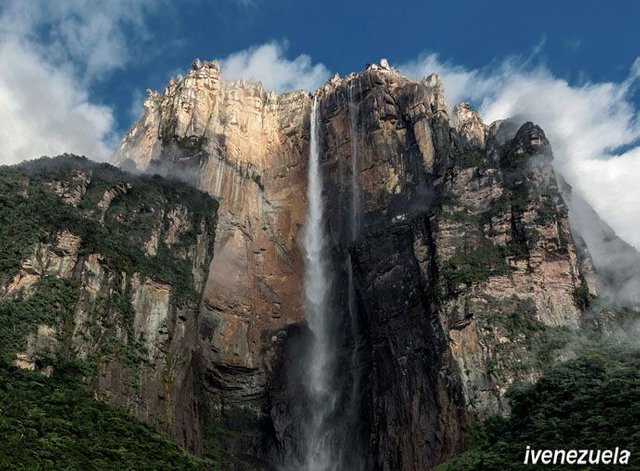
[347,81,361,316]
[301,96,338,471]
[345,80,364,471]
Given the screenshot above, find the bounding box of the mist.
[400,54,640,253]
[569,193,640,307]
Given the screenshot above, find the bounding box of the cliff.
[108,59,636,469]
[303,69,595,469]
[0,155,217,454]
[115,60,312,463]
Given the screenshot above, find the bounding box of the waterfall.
[293,90,363,471]
[348,81,361,246]
[347,81,361,321]
[345,80,364,471]
[301,96,338,471]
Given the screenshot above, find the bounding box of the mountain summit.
[111,58,637,468]
[0,59,636,470]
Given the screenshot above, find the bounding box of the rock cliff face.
[115,61,314,463]
[0,156,217,452]
[308,68,594,469]
[114,59,629,469]
[116,60,308,402]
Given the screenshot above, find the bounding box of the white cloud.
[0,0,154,81]
[399,54,640,251]
[128,88,145,121]
[0,0,156,165]
[0,38,115,164]
[219,41,330,93]
[400,53,492,108]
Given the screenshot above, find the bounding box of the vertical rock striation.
[115,60,313,462]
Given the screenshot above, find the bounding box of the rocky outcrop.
[436,121,589,417]
[453,102,486,149]
[114,59,634,469]
[115,60,314,463]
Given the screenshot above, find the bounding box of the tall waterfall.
[345,80,363,471]
[348,81,361,246]
[301,96,338,471]
[347,81,361,321]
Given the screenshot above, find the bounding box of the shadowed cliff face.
[302,70,594,469]
[115,60,633,469]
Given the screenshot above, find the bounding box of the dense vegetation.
[0,155,223,469]
[0,155,217,306]
[437,343,640,470]
[0,273,149,376]
[0,277,79,365]
[0,363,214,470]
[440,239,510,289]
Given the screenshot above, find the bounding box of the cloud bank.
[401,53,640,250]
[219,41,330,93]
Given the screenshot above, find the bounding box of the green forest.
[438,342,640,470]
[0,156,219,469]
[0,363,214,470]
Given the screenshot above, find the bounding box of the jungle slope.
[0,155,225,468]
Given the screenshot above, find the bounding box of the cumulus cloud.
[0,0,154,81]
[400,54,640,251]
[0,38,115,165]
[401,53,496,108]
[0,0,157,164]
[219,41,330,93]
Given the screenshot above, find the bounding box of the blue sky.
[94,0,640,131]
[0,0,639,248]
